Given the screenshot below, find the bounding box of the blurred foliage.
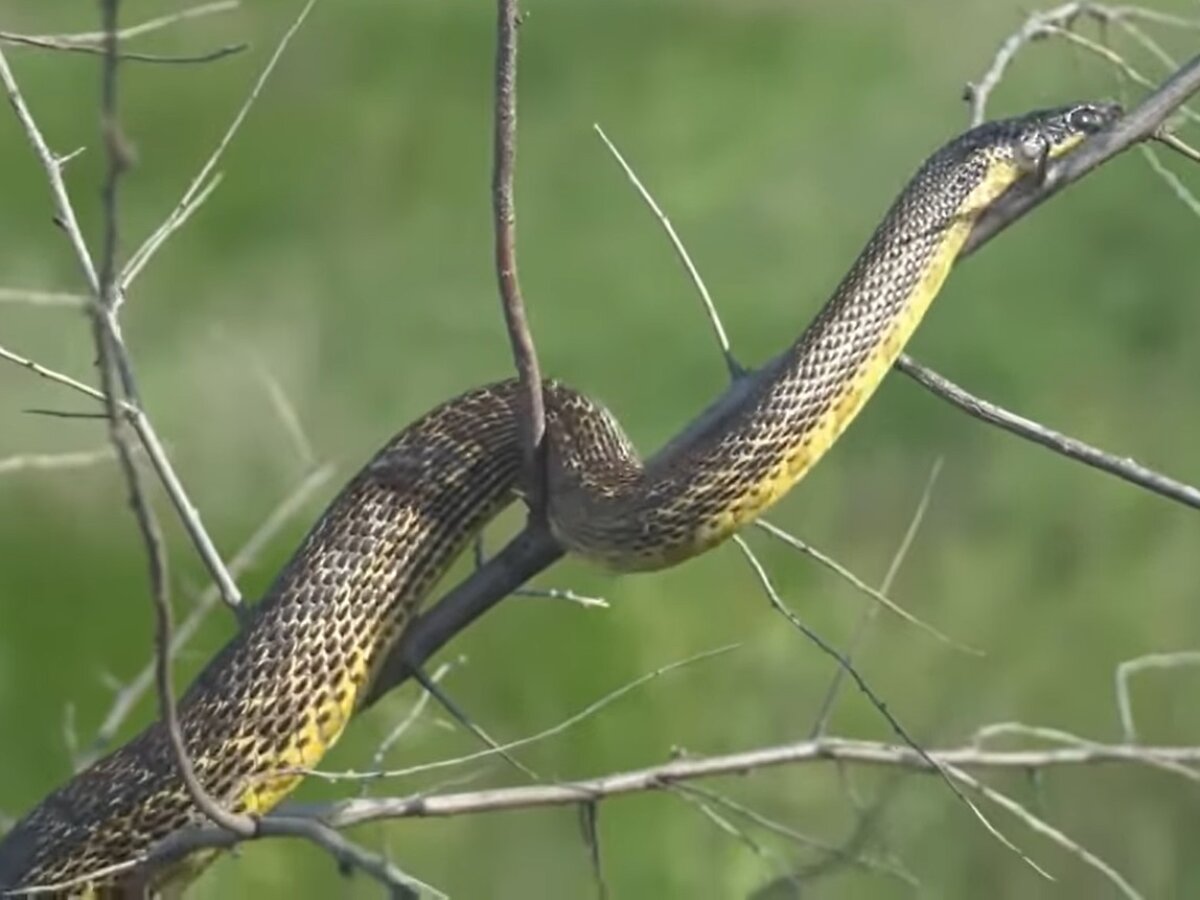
[1,0,1199,897]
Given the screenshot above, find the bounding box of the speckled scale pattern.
[0,102,1116,897]
[545,104,1117,568]
[0,383,531,896]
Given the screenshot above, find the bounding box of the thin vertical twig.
[593,124,741,378]
[809,459,944,737]
[94,0,255,842]
[730,536,1048,879]
[492,0,546,513]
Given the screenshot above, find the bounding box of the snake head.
[1009,101,1123,181]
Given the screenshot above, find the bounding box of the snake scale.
[0,102,1119,897]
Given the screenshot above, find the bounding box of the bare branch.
[18,1,240,46]
[315,644,738,785]
[492,0,546,512]
[731,536,1045,877]
[0,448,115,477]
[120,2,315,292]
[0,341,108,401]
[809,458,943,738]
[287,737,1200,823]
[25,815,435,900]
[0,31,246,65]
[753,517,975,654]
[964,2,1200,125]
[895,356,1200,510]
[0,288,87,307]
[940,761,1138,897]
[593,124,741,378]
[1115,651,1200,744]
[0,44,245,616]
[369,661,458,775]
[974,720,1200,784]
[248,355,317,468]
[94,0,254,841]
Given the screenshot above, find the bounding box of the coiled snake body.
[0,102,1117,897]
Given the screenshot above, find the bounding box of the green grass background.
[1,1,1199,897]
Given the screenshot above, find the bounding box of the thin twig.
[311,645,738,785]
[0,44,245,616]
[248,355,317,468]
[21,1,240,46]
[973,720,1200,783]
[0,32,246,65]
[1139,143,1200,215]
[753,517,975,654]
[95,0,254,842]
[0,288,88,307]
[120,2,315,292]
[809,458,944,738]
[593,124,741,378]
[676,783,921,888]
[492,0,546,512]
[369,662,458,774]
[1115,651,1200,743]
[290,737,1200,824]
[895,357,1200,510]
[514,585,609,609]
[731,536,1047,879]
[942,761,1141,898]
[0,448,116,477]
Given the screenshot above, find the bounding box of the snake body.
[0,102,1117,897]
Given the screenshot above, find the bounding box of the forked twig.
[731,536,1048,880]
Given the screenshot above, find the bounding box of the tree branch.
[895,357,1200,509]
[94,0,256,842]
[303,735,1200,819]
[0,30,246,65]
[492,0,546,513]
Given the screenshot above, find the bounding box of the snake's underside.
[0,101,1118,897]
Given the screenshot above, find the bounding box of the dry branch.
[0,448,116,477]
[0,30,245,65]
[301,736,1200,817]
[94,0,255,843]
[492,0,546,513]
[895,357,1200,509]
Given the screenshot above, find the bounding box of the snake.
[0,101,1119,897]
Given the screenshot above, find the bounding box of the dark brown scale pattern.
[0,383,536,896]
[545,104,1116,567]
[0,102,1117,898]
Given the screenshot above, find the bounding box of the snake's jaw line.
[0,100,1125,894]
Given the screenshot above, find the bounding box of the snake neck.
[546,150,1021,570]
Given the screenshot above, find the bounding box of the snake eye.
[1068,103,1118,134]
[1013,132,1048,180]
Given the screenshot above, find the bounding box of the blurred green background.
[1,1,1199,897]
